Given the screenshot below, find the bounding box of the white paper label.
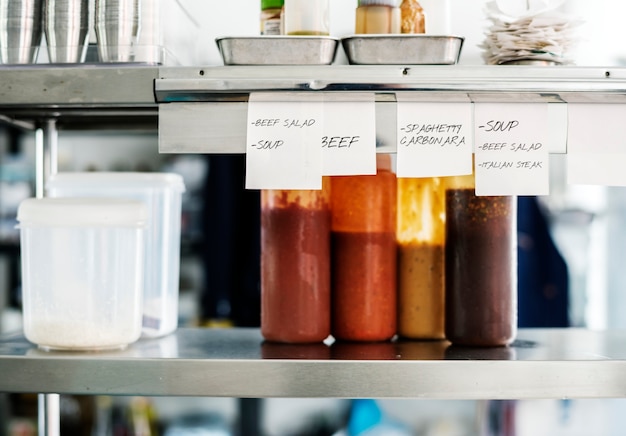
[567,103,626,186]
[474,102,550,196]
[322,93,376,176]
[396,97,473,178]
[246,93,323,190]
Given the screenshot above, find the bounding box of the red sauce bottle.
[261,181,331,343]
[331,155,397,342]
[444,173,517,347]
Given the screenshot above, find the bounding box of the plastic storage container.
[261,183,331,343]
[17,197,147,351]
[47,172,186,338]
[444,173,517,346]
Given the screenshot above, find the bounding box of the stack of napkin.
[481,0,582,65]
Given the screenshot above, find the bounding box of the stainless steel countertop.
[1,328,625,399]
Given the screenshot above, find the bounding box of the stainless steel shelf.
[1,328,626,399]
[2,64,624,112]
[1,64,625,145]
[0,64,158,107]
[156,65,626,98]
[0,65,159,130]
[157,65,626,154]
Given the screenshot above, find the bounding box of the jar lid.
[358,0,401,6]
[262,0,284,9]
[17,198,148,228]
[47,172,186,193]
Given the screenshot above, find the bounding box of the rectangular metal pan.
[216,36,340,66]
[342,35,464,65]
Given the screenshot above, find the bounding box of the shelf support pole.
[38,394,60,436]
[35,118,61,436]
[35,119,58,198]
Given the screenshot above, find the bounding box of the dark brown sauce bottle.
[444,174,517,347]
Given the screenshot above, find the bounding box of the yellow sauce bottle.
[397,177,445,340]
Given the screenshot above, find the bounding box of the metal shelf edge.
[1,328,626,399]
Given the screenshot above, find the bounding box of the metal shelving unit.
[2,65,626,431]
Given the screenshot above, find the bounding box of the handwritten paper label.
[322,93,376,175]
[396,94,473,177]
[567,103,626,186]
[474,102,549,196]
[246,93,323,190]
[547,102,568,154]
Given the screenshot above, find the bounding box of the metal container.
[342,34,463,65]
[95,0,140,62]
[0,0,43,64]
[216,36,339,65]
[499,59,559,66]
[43,0,89,63]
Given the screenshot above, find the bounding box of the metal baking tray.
[342,35,464,65]
[216,36,340,66]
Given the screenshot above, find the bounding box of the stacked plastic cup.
[43,0,89,63]
[95,0,140,62]
[135,0,161,63]
[0,0,43,64]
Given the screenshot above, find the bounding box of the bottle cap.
[262,0,284,9]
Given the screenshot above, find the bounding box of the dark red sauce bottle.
[261,181,331,343]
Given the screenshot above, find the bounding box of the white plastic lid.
[46,172,186,193]
[17,198,148,228]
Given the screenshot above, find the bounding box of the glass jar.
[331,155,397,342]
[400,0,425,34]
[444,173,517,347]
[261,183,331,343]
[261,0,284,35]
[283,0,329,35]
[355,0,401,34]
[397,177,445,340]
